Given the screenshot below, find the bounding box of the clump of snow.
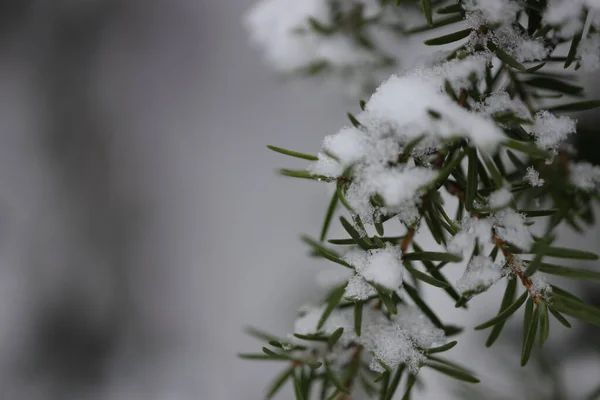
[244,0,435,94]
[291,303,446,373]
[344,274,378,301]
[578,34,600,71]
[244,0,330,71]
[530,111,577,151]
[488,186,513,208]
[463,0,521,25]
[360,57,505,151]
[456,255,506,296]
[308,152,345,177]
[308,58,506,223]
[342,250,377,301]
[511,256,552,297]
[464,1,548,62]
[413,55,489,93]
[544,0,586,38]
[475,92,531,120]
[492,209,533,251]
[448,217,493,256]
[342,248,404,299]
[361,247,404,291]
[524,166,545,187]
[366,304,445,373]
[491,26,549,63]
[570,162,600,190]
[530,272,552,297]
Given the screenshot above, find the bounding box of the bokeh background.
[0,1,598,399]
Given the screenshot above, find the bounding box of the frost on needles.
[241,1,600,399]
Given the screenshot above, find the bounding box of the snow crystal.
[456,255,506,295]
[488,186,513,208]
[448,217,493,256]
[524,166,545,187]
[530,111,577,151]
[475,92,531,120]
[570,162,600,190]
[361,247,404,291]
[493,209,533,251]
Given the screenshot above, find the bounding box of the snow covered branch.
[241,1,600,398]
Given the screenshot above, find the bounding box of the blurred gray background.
[0,1,598,399]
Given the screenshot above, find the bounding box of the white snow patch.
[524,166,545,187]
[530,111,577,151]
[571,162,600,190]
[456,255,506,295]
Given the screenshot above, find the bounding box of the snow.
[463,0,520,24]
[368,167,437,211]
[307,58,506,223]
[456,255,506,296]
[530,272,552,297]
[570,162,600,190]
[344,273,378,301]
[464,1,548,62]
[494,27,548,62]
[530,111,577,152]
[244,0,436,94]
[360,59,505,151]
[492,209,533,251]
[244,0,330,71]
[342,250,376,301]
[488,186,513,208]
[361,247,404,291]
[308,152,345,177]
[366,304,445,373]
[578,33,600,71]
[449,211,533,255]
[321,127,365,167]
[342,248,404,299]
[448,217,493,256]
[475,92,531,120]
[524,166,545,187]
[511,257,552,297]
[544,0,586,38]
[290,302,446,373]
